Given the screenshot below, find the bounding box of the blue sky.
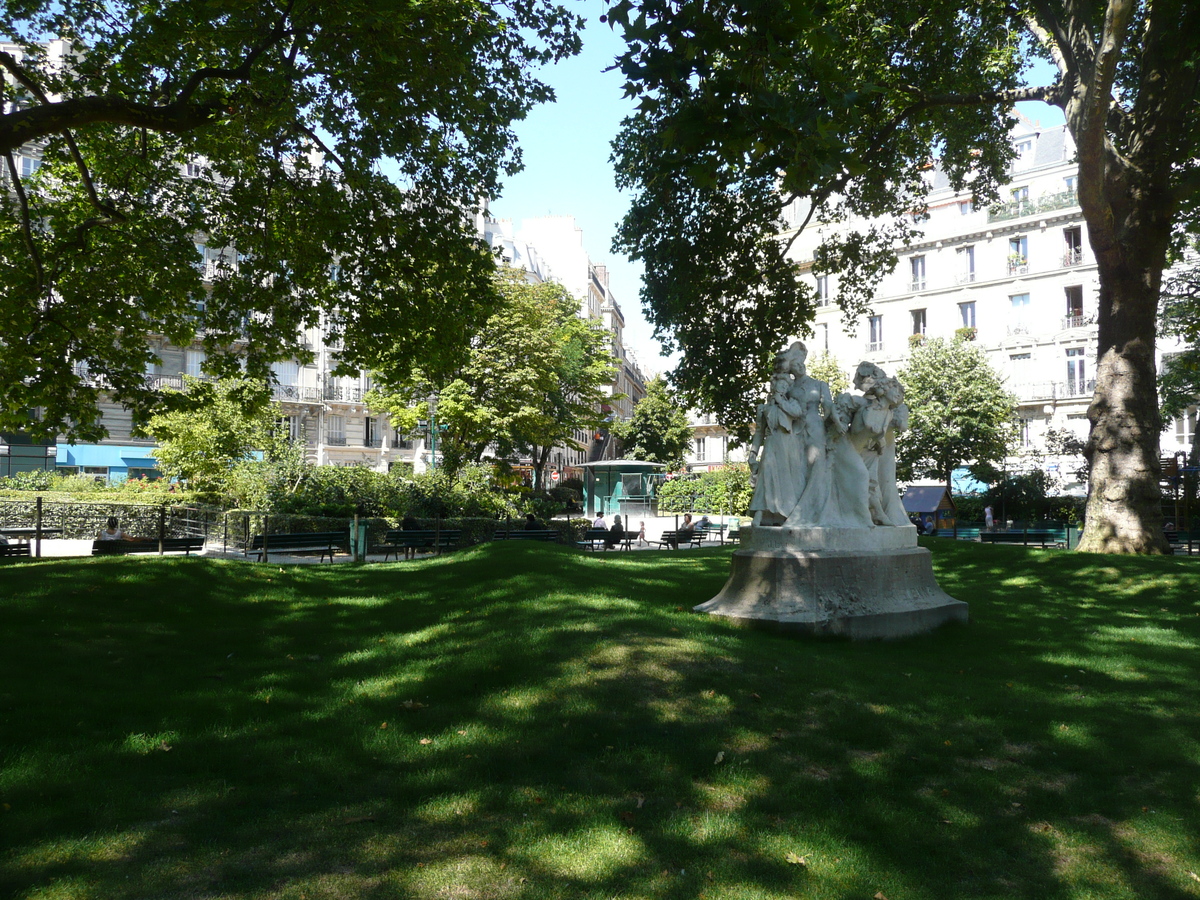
[490,9,668,373]
[493,12,1066,376]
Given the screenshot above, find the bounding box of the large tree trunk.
[1077,269,1168,553]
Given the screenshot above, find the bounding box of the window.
[82,466,109,483]
[393,429,414,450]
[278,415,304,442]
[1066,348,1086,395]
[1010,293,1031,333]
[1175,407,1198,447]
[364,417,379,448]
[959,197,975,215]
[1063,174,1078,196]
[1063,226,1082,266]
[694,437,705,459]
[909,255,926,291]
[911,308,926,336]
[1011,185,1029,209]
[271,359,299,385]
[20,156,40,178]
[868,315,884,352]
[1008,236,1028,273]
[815,322,829,351]
[186,349,206,378]
[1015,138,1034,160]
[184,162,203,178]
[127,467,162,480]
[959,301,976,329]
[956,245,975,283]
[1064,285,1084,326]
[326,414,346,446]
[815,275,830,306]
[1019,418,1032,448]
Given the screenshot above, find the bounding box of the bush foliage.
[657,464,752,515]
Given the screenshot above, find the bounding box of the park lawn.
[1,540,1198,900]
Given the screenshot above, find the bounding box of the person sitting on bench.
[97,516,140,543]
[605,514,625,549]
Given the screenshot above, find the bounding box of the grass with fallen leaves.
[1,539,1199,899]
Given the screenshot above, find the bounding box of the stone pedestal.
[695,525,967,639]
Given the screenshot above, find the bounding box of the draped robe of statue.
[814,392,875,528]
[747,380,805,526]
[784,373,841,527]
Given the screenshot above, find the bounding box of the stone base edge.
[695,546,967,640]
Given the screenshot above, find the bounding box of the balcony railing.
[325,435,347,446]
[272,384,323,403]
[324,384,364,402]
[1007,258,1029,275]
[867,341,885,353]
[988,189,1078,223]
[1063,248,1084,267]
[1011,379,1097,402]
[1007,322,1032,335]
[363,437,383,448]
[1062,313,1095,330]
[144,374,187,391]
[909,279,926,292]
[955,272,976,284]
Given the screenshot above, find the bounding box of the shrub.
[657,464,752,515]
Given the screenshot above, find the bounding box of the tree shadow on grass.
[1,542,1198,899]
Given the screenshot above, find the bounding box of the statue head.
[854,360,886,392]
[782,341,809,377]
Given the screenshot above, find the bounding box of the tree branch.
[3,150,46,291]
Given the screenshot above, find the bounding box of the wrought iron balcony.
[1063,248,1084,267]
[988,190,1078,223]
[323,384,364,402]
[272,383,323,403]
[955,272,976,284]
[1062,313,1095,330]
[1007,258,1029,275]
[325,435,347,446]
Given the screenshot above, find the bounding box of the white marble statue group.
[747,341,910,529]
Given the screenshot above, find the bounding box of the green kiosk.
[578,460,666,520]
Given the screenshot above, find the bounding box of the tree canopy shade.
[608,0,1200,553]
[896,337,1018,490]
[0,0,581,443]
[611,374,692,468]
[365,268,616,484]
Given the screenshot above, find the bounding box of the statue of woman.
[848,362,910,526]
[782,342,844,527]
[818,391,875,528]
[747,360,805,526]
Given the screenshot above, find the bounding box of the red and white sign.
[550,471,560,483]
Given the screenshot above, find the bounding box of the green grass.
[2,539,1199,900]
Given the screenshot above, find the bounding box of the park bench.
[650,530,705,550]
[91,537,206,556]
[249,531,348,562]
[495,529,560,543]
[578,528,609,550]
[0,543,31,559]
[978,531,1058,548]
[578,528,633,550]
[696,523,728,544]
[374,529,462,561]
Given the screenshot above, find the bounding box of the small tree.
[366,269,615,480]
[807,351,851,396]
[897,337,1018,489]
[612,375,692,467]
[147,378,282,490]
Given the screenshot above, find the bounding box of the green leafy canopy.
[897,337,1017,488]
[0,1,582,441]
[366,268,617,482]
